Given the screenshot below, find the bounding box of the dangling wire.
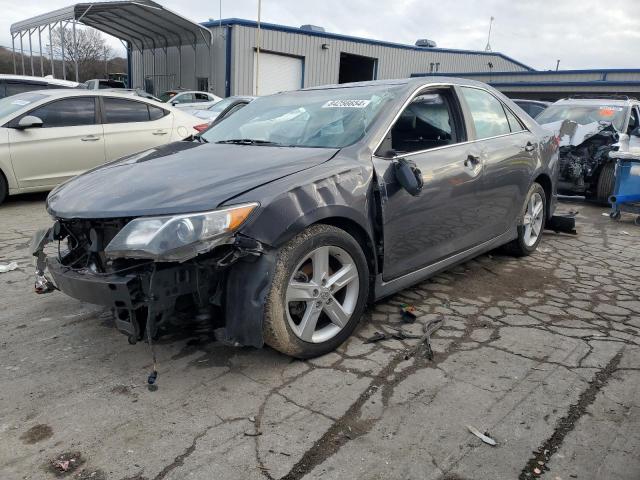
[146,266,159,390]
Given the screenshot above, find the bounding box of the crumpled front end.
[31,217,271,347]
[547,120,620,195]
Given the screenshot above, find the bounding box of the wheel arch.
[534,172,552,218]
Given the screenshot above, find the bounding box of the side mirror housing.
[394,157,424,196]
[17,115,44,130]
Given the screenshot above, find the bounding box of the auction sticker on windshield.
[322,100,371,108]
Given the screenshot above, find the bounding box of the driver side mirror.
[17,115,43,130]
[394,157,424,196]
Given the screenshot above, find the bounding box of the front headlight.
[105,203,258,261]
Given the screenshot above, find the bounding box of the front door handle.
[464,154,480,167]
[525,141,535,152]
[81,135,100,142]
[152,130,168,136]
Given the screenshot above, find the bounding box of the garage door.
[254,52,303,95]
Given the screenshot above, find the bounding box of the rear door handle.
[525,141,535,152]
[152,130,168,136]
[81,135,100,142]
[464,154,480,167]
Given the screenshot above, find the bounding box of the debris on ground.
[400,304,418,323]
[466,425,497,446]
[620,231,630,235]
[35,274,55,294]
[545,214,577,235]
[249,416,256,423]
[49,451,85,475]
[365,331,388,343]
[0,262,18,273]
[389,328,422,340]
[244,431,262,437]
[404,317,444,361]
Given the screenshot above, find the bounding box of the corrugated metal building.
[412,70,640,101]
[130,18,532,97]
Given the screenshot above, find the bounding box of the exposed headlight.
[105,203,258,261]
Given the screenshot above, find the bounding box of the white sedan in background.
[159,90,222,111]
[0,89,208,204]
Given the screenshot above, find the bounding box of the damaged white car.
[537,96,640,203]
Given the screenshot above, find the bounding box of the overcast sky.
[1,0,639,70]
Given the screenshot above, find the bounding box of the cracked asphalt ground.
[1,194,639,480]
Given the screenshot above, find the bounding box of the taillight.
[194,123,209,133]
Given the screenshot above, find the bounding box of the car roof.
[22,89,170,107]
[0,74,78,87]
[513,99,551,106]
[553,97,637,106]
[301,76,508,92]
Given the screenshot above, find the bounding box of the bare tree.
[50,25,114,81]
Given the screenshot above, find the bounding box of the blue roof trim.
[412,68,640,77]
[489,81,640,87]
[201,18,533,71]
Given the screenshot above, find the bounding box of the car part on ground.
[31,77,559,358]
[538,96,640,203]
[0,89,204,204]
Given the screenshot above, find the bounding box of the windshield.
[537,104,628,131]
[0,92,48,119]
[200,84,402,148]
[207,97,237,114]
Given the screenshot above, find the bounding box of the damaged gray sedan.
[32,77,558,358]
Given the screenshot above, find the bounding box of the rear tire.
[505,182,547,257]
[596,162,615,204]
[0,172,7,205]
[263,224,369,359]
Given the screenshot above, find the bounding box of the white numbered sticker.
[322,100,371,108]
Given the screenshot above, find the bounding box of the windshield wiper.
[215,139,281,146]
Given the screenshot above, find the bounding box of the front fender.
[233,161,376,249]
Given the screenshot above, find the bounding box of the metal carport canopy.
[10,0,213,52]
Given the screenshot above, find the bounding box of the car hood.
[47,141,338,219]
[540,119,619,147]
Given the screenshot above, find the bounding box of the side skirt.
[373,228,517,301]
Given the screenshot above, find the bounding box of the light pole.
[255,0,262,96]
[484,16,494,52]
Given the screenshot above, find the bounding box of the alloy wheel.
[285,245,360,343]
[523,192,544,247]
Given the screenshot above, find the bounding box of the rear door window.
[103,98,151,123]
[28,97,96,127]
[149,104,168,121]
[6,81,47,97]
[461,87,511,139]
[504,107,525,132]
[174,93,194,104]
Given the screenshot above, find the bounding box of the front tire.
[0,172,7,205]
[263,224,369,358]
[506,182,547,257]
[595,162,615,204]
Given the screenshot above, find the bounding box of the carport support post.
[38,27,44,76]
[193,43,197,90]
[19,32,25,75]
[72,21,79,82]
[49,25,54,77]
[61,22,67,80]
[178,45,182,88]
[29,29,34,76]
[11,34,16,74]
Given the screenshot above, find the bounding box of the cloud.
[1,0,638,70]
